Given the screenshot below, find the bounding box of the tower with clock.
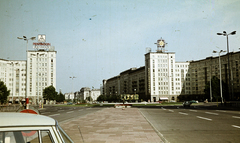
[154,38,167,53]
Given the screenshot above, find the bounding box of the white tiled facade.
[90,89,101,101]
[174,62,190,95]
[145,52,189,101]
[78,87,101,101]
[27,49,56,103]
[0,38,57,104]
[64,93,75,100]
[0,59,26,102]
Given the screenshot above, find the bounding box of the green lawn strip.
[54,102,202,107]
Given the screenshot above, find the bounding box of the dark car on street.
[183,101,192,107]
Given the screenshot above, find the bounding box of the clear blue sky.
[1,0,240,93]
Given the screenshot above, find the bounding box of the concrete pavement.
[60,108,163,143]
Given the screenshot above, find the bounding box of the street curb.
[138,108,169,143]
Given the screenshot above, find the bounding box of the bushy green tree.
[56,92,65,102]
[97,94,106,101]
[0,81,10,104]
[43,85,57,101]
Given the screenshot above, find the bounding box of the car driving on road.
[183,101,192,107]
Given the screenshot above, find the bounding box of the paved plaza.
[60,108,163,143]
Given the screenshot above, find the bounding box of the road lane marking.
[189,110,197,112]
[232,125,240,129]
[197,116,212,121]
[40,112,50,114]
[179,112,188,115]
[205,112,219,115]
[232,116,240,119]
[161,107,166,110]
[216,110,226,112]
[67,111,74,113]
[49,114,60,117]
[169,110,174,112]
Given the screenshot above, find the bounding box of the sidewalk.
[60,108,163,143]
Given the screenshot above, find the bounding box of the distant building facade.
[90,89,101,101]
[187,51,240,101]
[64,93,75,100]
[78,87,101,101]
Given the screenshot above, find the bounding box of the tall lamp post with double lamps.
[213,50,226,104]
[70,76,76,103]
[17,36,36,109]
[217,31,236,100]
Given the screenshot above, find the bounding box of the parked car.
[67,102,73,105]
[0,112,73,143]
[190,100,198,103]
[183,101,192,107]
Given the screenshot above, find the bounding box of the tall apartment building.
[103,39,189,102]
[0,59,26,103]
[0,35,57,104]
[145,52,189,101]
[27,48,56,103]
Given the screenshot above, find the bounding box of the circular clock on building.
[158,40,165,47]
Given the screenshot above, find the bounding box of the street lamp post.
[10,62,14,104]
[217,31,236,100]
[213,50,226,103]
[210,58,212,102]
[17,36,36,109]
[69,76,76,102]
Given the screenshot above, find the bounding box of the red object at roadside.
[26,98,29,104]
[19,109,38,136]
[20,109,38,114]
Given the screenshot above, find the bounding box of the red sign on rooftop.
[33,43,51,46]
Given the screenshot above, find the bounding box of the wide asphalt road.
[139,106,240,143]
[38,105,102,123]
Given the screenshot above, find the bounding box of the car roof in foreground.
[0,112,56,127]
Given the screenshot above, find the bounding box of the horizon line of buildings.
[1,37,240,103]
[102,39,240,102]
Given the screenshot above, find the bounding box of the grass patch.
[55,102,201,107]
